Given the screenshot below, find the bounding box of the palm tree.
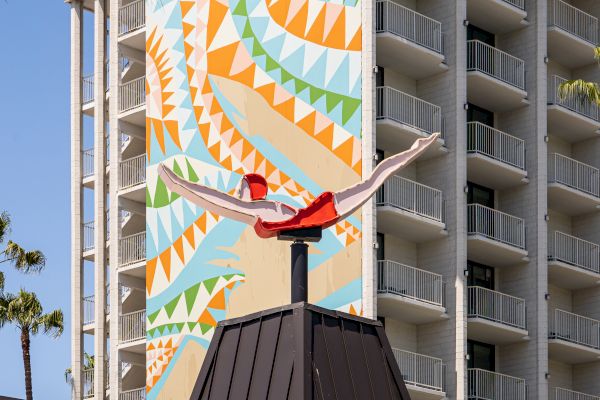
[65,352,95,391]
[0,289,64,400]
[558,47,600,106]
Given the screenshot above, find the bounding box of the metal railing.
[467,122,526,170]
[83,74,94,104]
[468,368,527,400]
[468,286,527,330]
[375,0,443,54]
[119,76,145,113]
[120,387,146,400]
[119,309,146,343]
[549,231,600,274]
[119,232,146,267]
[377,260,444,307]
[376,86,443,136]
[377,175,444,223]
[554,387,600,400]
[503,0,525,10]
[548,75,600,121]
[549,153,600,197]
[82,368,94,399]
[82,287,111,326]
[467,204,526,250]
[83,221,95,252]
[119,0,145,36]
[82,148,95,178]
[549,0,599,45]
[119,154,146,190]
[467,40,526,90]
[392,348,444,392]
[549,309,600,349]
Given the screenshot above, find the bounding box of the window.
[377,233,385,261]
[376,66,384,87]
[467,182,494,208]
[467,103,494,126]
[468,340,495,371]
[468,261,494,290]
[467,25,495,46]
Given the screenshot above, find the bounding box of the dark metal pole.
[291,240,308,303]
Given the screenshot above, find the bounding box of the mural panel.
[146,0,362,397]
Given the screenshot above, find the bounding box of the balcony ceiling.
[548,260,600,290]
[467,235,528,267]
[119,28,146,52]
[467,154,528,189]
[377,206,447,243]
[467,0,527,34]
[547,106,600,143]
[468,318,529,344]
[119,105,146,127]
[376,34,448,80]
[548,28,599,69]
[378,294,448,325]
[377,120,447,160]
[549,339,600,364]
[467,72,528,112]
[548,184,600,216]
[406,386,446,400]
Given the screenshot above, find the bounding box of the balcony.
[120,387,145,400]
[549,309,600,363]
[119,309,146,353]
[467,0,527,34]
[392,348,445,400]
[81,72,109,116]
[82,292,110,334]
[119,231,146,275]
[468,368,527,400]
[118,0,145,51]
[467,286,528,344]
[376,176,446,242]
[467,204,528,267]
[82,215,111,261]
[549,231,600,290]
[119,154,146,202]
[467,122,527,189]
[548,153,600,215]
[377,260,447,324]
[548,75,600,142]
[82,366,109,399]
[548,0,599,68]
[376,86,446,158]
[467,40,527,111]
[119,77,146,125]
[552,387,600,400]
[375,1,446,79]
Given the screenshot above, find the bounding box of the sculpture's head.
[239,173,268,201]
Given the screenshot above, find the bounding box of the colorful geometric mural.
[146,0,362,397]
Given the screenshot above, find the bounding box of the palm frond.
[594,47,600,62]
[0,211,10,244]
[0,271,4,293]
[64,367,72,384]
[558,79,600,107]
[39,309,64,338]
[2,241,46,273]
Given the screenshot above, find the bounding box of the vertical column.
[93,0,107,397]
[108,0,122,398]
[361,0,376,320]
[70,1,84,399]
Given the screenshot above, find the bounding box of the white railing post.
[119,309,146,344]
[467,40,525,90]
[119,76,146,113]
[468,286,527,330]
[467,204,526,249]
[550,0,599,45]
[392,348,444,392]
[120,387,146,400]
[550,309,600,349]
[82,74,94,104]
[377,260,445,306]
[377,175,444,222]
[119,154,146,190]
[119,231,146,267]
[554,387,600,400]
[468,368,527,400]
[548,153,600,197]
[118,0,146,36]
[549,231,600,273]
[467,122,526,169]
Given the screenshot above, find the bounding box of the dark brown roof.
[190,302,411,400]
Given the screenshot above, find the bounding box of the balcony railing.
[467,204,526,250]
[553,387,600,400]
[468,286,527,330]
[119,309,146,343]
[376,86,443,136]
[467,122,526,170]
[549,231,600,274]
[549,0,599,45]
[378,260,444,307]
[119,76,145,113]
[549,75,600,121]
[467,40,526,90]
[377,175,444,223]
[375,0,443,54]
[119,154,146,190]
[83,221,95,252]
[549,309,600,349]
[82,368,94,399]
[549,153,600,197]
[503,0,525,10]
[468,368,527,400]
[120,387,146,400]
[119,0,145,36]
[83,287,111,326]
[392,348,444,392]
[119,231,145,267]
[83,74,94,104]
[82,148,95,178]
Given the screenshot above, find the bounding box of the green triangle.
[309,86,325,104]
[295,79,309,94]
[148,309,161,324]
[200,323,213,334]
[172,159,183,177]
[232,0,247,16]
[342,98,361,125]
[242,21,253,39]
[187,322,196,331]
[185,158,199,183]
[265,57,279,72]
[281,69,293,84]
[164,294,182,319]
[326,92,344,113]
[146,187,153,207]
[252,40,266,58]
[153,177,171,207]
[184,283,201,314]
[176,322,185,332]
[148,327,157,337]
[158,325,166,335]
[203,276,219,294]
[222,274,234,281]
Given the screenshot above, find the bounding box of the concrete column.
[361,0,376,320]
[70,1,84,399]
[93,0,108,397]
[108,0,122,398]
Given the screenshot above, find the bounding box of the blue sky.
[0,2,94,398]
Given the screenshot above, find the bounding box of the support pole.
[291,240,308,303]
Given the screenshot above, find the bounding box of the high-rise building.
[68,0,600,399]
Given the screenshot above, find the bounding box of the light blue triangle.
[326,53,350,95]
[303,51,327,88]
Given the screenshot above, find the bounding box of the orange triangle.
[180,1,195,17]
[305,6,326,43]
[333,138,354,165]
[206,0,229,49]
[347,28,361,51]
[349,304,357,315]
[152,119,166,154]
[182,22,194,38]
[159,248,171,281]
[207,289,226,310]
[198,309,218,326]
[172,237,185,263]
[146,258,158,294]
[164,120,182,149]
[183,225,195,248]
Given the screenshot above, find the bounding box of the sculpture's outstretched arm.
[334,133,441,219]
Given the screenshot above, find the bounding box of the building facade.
[69,0,600,399]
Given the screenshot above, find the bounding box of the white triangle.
[305,1,323,37]
[280,34,304,62]
[206,13,238,52]
[324,51,347,87]
[302,45,326,76]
